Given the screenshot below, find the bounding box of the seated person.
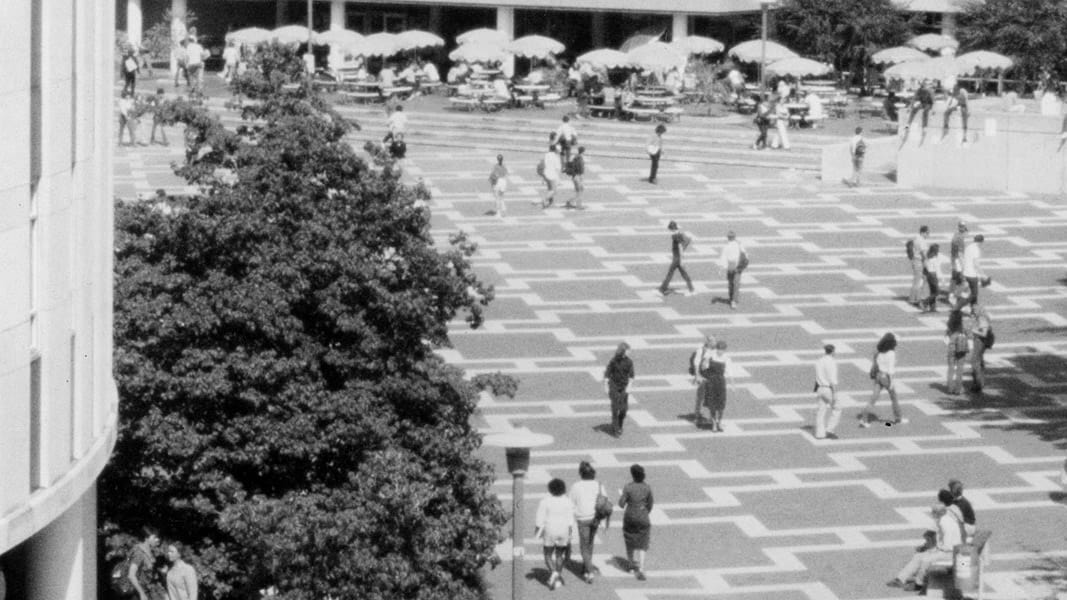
[601,86,616,107]
[805,91,826,120]
[421,60,440,83]
[526,67,545,84]
[379,64,397,88]
[887,489,966,593]
[883,91,900,122]
[664,68,683,95]
[397,61,418,85]
[447,62,469,84]
[492,77,513,101]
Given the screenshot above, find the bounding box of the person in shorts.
[534,478,577,590]
[565,146,586,210]
[488,154,509,218]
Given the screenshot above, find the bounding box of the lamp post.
[759,1,771,90]
[483,430,554,600]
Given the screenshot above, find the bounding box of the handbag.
[594,486,614,525]
[737,250,750,271]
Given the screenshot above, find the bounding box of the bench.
[339,91,383,104]
[448,96,480,111]
[625,107,661,121]
[926,529,992,600]
[658,106,684,122]
[588,105,616,119]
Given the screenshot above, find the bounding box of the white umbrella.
[395,30,445,51]
[674,35,725,56]
[507,35,565,59]
[870,46,929,65]
[352,32,399,57]
[456,28,508,46]
[884,56,958,82]
[272,25,316,45]
[955,50,1013,74]
[575,48,632,69]
[766,57,833,78]
[907,33,959,52]
[315,29,363,48]
[448,42,508,63]
[626,41,687,71]
[226,27,273,46]
[728,40,798,63]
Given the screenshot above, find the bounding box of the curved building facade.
[0,1,118,598]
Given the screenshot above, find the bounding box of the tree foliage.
[101,45,510,599]
[957,0,1067,84]
[774,0,914,82]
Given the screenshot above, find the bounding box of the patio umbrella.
[626,41,687,71]
[507,35,565,59]
[226,27,273,46]
[456,28,508,46]
[884,56,958,82]
[907,33,959,52]
[448,42,508,63]
[870,46,929,65]
[352,32,399,57]
[272,24,316,45]
[955,50,1013,74]
[728,40,798,63]
[765,57,833,78]
[674,35,725,56]
[575,48,632,69]
[620,33,662,53]
[314,29,363,49]
[395,29,444,51]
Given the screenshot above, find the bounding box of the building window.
[30,0,42,193]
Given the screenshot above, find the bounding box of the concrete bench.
[926,529,992,599]
[339,91,382,104]
[588,105,616,119]
[659,106,684,122]
[625,107,661,121]
[448,97,480,111]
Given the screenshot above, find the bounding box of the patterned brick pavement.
[113,100,1067,600]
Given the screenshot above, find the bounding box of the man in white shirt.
[540,145,562,208]
[961,234,986,310]
[719,231,746,309]
[379,64,397,88]
[909,225,931,306]
[813,344,841,439]
[555,116,578,163]
[385,105,407,142]
[185,37,207,93]
[889,489,965,593]
[421,60,440,83]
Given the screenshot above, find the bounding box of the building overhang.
[893,0,972,14]
[252,0,779,16]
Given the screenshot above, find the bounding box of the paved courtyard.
[113,94,1067,600]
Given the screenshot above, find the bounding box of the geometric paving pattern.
[113,97,1067,600]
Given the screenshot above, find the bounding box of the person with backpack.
[658,221,694,296]
[117,526,161,600]
[859,332,907,427]
[970,304,993,393]
[555,115,578,164]
[945,309,970,395]
[565,146,586,210]
[846,126,866,187]
[908,225,931,306]
[603,342,635,437]
[569,461,610,584]
[690,335,716,424]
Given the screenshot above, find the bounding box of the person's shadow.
[592,423,616,437]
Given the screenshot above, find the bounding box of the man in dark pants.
[658,221,694,295]
[904,80,934,141]
[646,123,666,183]
[603,342,634,437]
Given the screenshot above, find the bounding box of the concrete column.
[26,488,97,600]
[330,0,345,30]
[169,0,187,79]
[276,0,287,26]
[941,13,956,36]
[591,12,605,48]
[429,6,442,34]
[126,0,143,46]
[671,13,688,42]
[497,7,515,76]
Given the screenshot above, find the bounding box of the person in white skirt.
[488,154,509,218]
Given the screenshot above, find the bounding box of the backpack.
[983,328,995,349]
[535,157,545,177]
[680,232,692,251]
[562,158,573,176]
[109,558,134,596]
[737,250,749,271]
[906,239,916,260]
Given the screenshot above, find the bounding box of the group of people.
[907,221,989,313]
[118,88,172,147]
[751,88,828,151]
[120,526,199,600]
[657,224,749,309]
[887,480,978,594]
[486,115,588,215]
[884,80,971,146]
[534,462,654,589]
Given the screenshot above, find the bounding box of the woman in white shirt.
[535,478,577,590]
[922,243,946,312]
[569,461,607,583]
[860,332,907,427]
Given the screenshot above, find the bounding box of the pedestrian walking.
[488,154,509,218]
[690,335,715,423]
[127,526,162,600]
[908,226,931,306]
[962,234,987,311]
[945,309,970,395]
[752,94,771,150]
[812,344,841,440]
[646,124,665,183]
[718,231,747,309]
[147,88,170,146]
[618,464,654,581]
[556,115,578,164]
[603,342,634,437]
[700,340,733,432]
[164,543,198,600]
[569,461,607,584]
[565,146,586,210]
[970,304,993,394]
[122,47,140,95]
[535,478,577,590]
[174,39,189,88]
[859,332,907,427]
[658,221,694,296]
[540,144,562,208]
[922,244,945,312]
[771,96,791,150]
[846,127,866,187]
[118,91,141,147]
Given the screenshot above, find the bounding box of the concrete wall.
[821,134,900,185]
[0,0,118,597]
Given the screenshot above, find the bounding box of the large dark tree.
[773,0,913,86]
[956,0,1067,85]
[101,46,509,599]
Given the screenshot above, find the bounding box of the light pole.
[759,1,771,90]
[483,430,554,600]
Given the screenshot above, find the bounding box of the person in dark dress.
[619,464,654,581]
[701,340,731,432]
[603,342,635,437]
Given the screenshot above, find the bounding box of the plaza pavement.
[112,87,1067,600]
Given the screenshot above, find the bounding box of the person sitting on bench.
[887,489,966,593]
